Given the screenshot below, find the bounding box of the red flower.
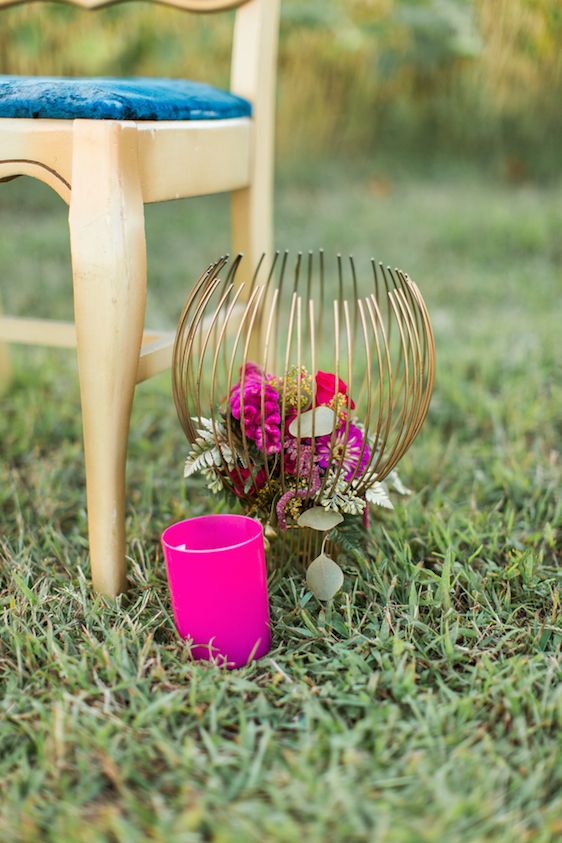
[229,466,267,498]
[315,370,355,410]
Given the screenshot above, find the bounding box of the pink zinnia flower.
[315,423,370,481]
[230,364,282,455]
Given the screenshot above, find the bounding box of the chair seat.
[0,76,252,122]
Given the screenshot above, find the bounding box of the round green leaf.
[297,507,343,531]
[288,406,335,439]
[306,554,344,601]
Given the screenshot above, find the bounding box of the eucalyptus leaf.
[306,554,344,601]
[298,507,343,531]
[288,406,336,438]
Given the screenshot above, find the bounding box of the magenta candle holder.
[161,514,271,669]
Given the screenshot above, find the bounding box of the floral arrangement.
[184,363,409,599]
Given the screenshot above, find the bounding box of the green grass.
[0,160,561,843]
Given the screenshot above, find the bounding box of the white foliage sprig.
[319,469,367,516]
[184,417,247,479]
[364,430,411,502]
[200,466,225,494]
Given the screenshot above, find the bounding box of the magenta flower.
[283,437,312,476]
[276,470,322,530]
[230,364,282,455]
[315,423,370,481]
[276,438,323,529]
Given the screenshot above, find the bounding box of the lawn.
[0,159,560,842]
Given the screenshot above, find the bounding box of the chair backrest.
[0,0,280,118]
[0,0,248,12]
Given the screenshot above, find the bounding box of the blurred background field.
[1,164,561,840]
[1,0,561,177]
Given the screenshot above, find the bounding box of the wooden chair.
[0,0,279,596]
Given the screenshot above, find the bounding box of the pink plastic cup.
[161,514,271,669]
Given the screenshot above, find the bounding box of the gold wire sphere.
[172,251,435,555]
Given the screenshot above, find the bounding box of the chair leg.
[231,0,276,361]
[230,0,277,272]
[69,121,146,597]
[231,168,273,363]
[0,347,10,395]
[231,181,272,273]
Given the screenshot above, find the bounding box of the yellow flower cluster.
[285,496,303,521]
[281,365,313,411]
[255,479,281,511]
[327,391,350,425]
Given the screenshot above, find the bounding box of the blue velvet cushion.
[0,76,252,121]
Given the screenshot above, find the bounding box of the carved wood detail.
[0,0,249,11]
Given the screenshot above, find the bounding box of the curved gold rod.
[0,159,70,203]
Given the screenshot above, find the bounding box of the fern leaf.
[365,482,394,509]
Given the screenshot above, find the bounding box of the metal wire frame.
[172,251,435,528]
[267,526,335,571]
